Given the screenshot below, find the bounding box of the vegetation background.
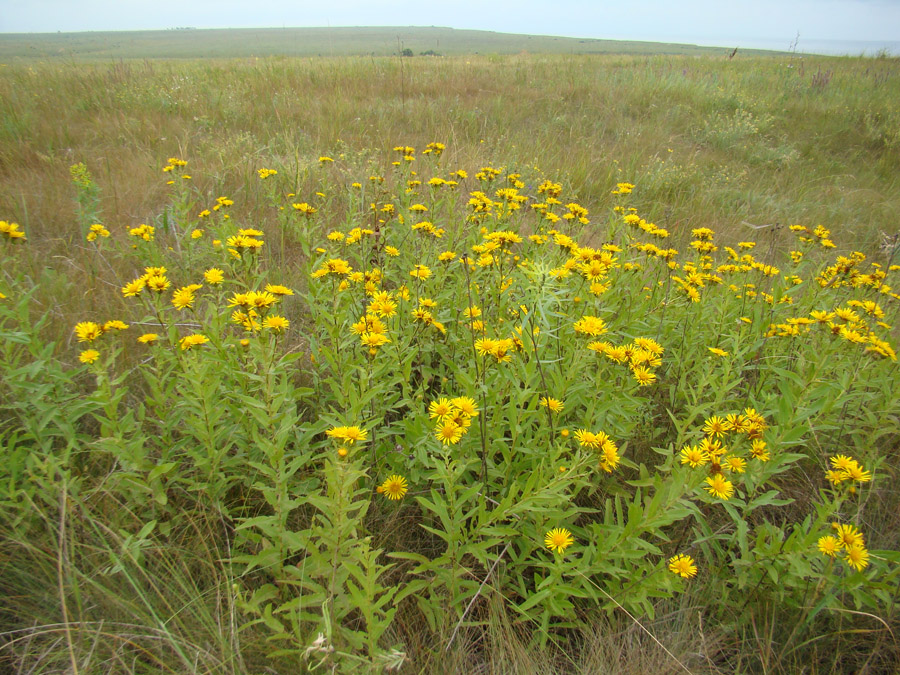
[1,28,899,674]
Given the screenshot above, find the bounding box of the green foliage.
[2,123,900,672]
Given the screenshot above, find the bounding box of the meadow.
[0,27,773,60]
[1,43,900,674]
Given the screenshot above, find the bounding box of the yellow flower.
[264,315,290,332]
[128,223,155,241]
[0,220,26,240]
[86,223,110,241]
[138,333,159,344]
[544,527,574,554]
[668,554,697,578]
[539,397,564,413]
[829,455,856,472]
[145,275,171,293]
[474,338,496,357]
[817,536,840,557]
[826,469,847,486]
[573,315,608,337]
[724,413,752,434]
[679,445,708,468]
[749,438,770,461]
[708,347,728,357]
[724,455,747,474]
[842,462,872,483]
[702,416,728,439]
[179,334,209,350]
[704,473,734,500]
[249,291,278,309]
[631,366,657,386]
[79,349,100,364]
[103,320,128,331]
[435,421,464,445]
[429,397,453,421]
[377,475,408,500]
[74,321,103,343]
[834,523,864,549]
[409,264,432,280]
[599,444,621,473]
[326,425,368,445]
[204,268,225,285]
[292,202,318,216]
[698,437,726,460]
[360,332,390,350]
[172,286,197,310]
[450,396,479,417]
[844,544,870,572]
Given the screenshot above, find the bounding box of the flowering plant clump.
[2,135,898,673]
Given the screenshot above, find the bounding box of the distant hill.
[0,26,782,60]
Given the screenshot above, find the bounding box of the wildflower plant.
[2,136,899,672]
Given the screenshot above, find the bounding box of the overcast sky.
[1,0,898,47]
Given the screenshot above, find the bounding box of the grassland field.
[0,27,899,674]
[0,26,785,60]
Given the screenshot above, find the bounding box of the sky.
[1,0,899,51]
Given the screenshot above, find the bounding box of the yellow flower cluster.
[226,289,286,333]
[179,334,209,350]
[226,229,264,259]
[213,196,234,211]
[679,410,771,500]
[422,141,445,156]
[818,523,869,572]
[765,300,896,360]
[326,425,368,445]
[121,266,171,297]
[292,202,317,216]
[573,429,621,473]
[86,223,110,242]
[586,336,664,387]
[825,455,872,487]
[172,284,203,310]
[128,223,155,242]
[0,220,26,241]
[429,396,479,445]
[73,318,129,364]
[163,157,188,171]
[790,223,836,249]
[392,145,415,161]
[311,258,353,278]
[474,336,519,363]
